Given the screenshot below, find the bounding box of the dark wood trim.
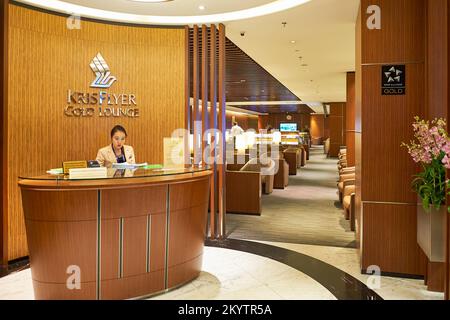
[209,25,217,239]
[1,0,8,266]
[218,24,226,238]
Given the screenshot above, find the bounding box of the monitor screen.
[280,123,297,132]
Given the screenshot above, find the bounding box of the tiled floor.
[0,241,443,300]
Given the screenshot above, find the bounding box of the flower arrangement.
[401,117,450,211]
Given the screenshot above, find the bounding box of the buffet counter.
[18,167,212,300]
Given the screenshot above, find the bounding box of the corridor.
[226,146,356,248]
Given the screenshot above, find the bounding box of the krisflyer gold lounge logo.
[89,53,117,89]
[65,53,139,118]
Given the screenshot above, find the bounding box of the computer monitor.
[280,123,298,132]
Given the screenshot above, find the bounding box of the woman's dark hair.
[111,125,128,138]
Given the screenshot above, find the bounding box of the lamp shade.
[273,131,282,144]
[235,135,247,154]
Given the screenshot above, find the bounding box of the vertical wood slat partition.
[192,25,201,165]
[188,24,226,239]
[201,25,209,157]
[0,0,8,265]
[209,24,217,239]
[217,24,226,238]
[184,26,191,167]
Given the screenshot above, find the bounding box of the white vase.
[417,203,446,262]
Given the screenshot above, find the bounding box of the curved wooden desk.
[19,168,211,300]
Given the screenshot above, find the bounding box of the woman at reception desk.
[18,166,211,300]
[96,125,136,167]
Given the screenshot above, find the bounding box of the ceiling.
[16,0,311,24]
[227,0,359,105]
[188,29,313,114]
[54,0,275,16]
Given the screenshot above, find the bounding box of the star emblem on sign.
[384,66,403,83]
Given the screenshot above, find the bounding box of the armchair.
[343,184,356,231]
[226,169,262,215]
[283,148,300,175]
[338,173,355,203]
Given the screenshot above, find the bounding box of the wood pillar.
[184,26,191,167]
[201,25,209,156]
[356,0,427,277]
[192,25,201,165]
[328,102,345,157]
[345,72,356,167]
[217,24,226,238]
[1,0,8,266]
[209,24,218,239]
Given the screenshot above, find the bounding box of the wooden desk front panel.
[21,189,98,300]
[20,172,211,300]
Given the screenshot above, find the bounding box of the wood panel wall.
[258,113,311,132]
[328,102,345,157]
[426,0,448,295]
[1,0,8,266]
[310,114,325,141]
[356,0,427,276]
[226,113,258,131]
[346,73,356,167]
[5,4,186,260]
[448,0,450,299]
[355,0,363,259]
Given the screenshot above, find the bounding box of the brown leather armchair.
[274,158,289,189]
[338,173,355,203]
[343,184,356,231]
[226,168,262,215]
[283,148,300,175]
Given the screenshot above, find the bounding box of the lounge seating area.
[336,149,356,231]
[226,146,308,215]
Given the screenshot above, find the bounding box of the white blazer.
[96,145,136,167]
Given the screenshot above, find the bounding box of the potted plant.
[402,117,449,262]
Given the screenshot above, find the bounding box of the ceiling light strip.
[16,0,311,25]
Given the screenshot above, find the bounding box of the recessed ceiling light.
[291,40,296,44]
[198,5,205,10]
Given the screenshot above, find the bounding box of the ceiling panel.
[189,28,304,114]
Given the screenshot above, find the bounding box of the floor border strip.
[205,238,383,300]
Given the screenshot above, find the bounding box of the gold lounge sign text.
[65,90,139,118]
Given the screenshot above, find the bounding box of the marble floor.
[0,240,444,300]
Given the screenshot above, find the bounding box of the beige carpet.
[226,146,356,248]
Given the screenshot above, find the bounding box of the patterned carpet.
[226,146,356,248]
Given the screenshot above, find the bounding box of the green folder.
[144,164,164,170]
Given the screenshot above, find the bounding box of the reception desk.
[18,167,211,300]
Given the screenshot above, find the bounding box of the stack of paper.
[112,162,148,170]
[47,168,63,175]
[69,167,107,180]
